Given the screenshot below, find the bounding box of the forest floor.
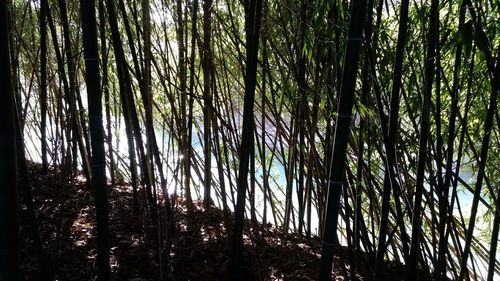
[19,162,436,281]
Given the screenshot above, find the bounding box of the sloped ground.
[19,163,435,280]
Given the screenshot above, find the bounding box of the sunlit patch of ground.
[71,206,94,247]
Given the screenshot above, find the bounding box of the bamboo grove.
[0,0,499,280]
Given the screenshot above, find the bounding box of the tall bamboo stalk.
[231,0,263,275]
[319,0,367,279]
[80,0,111,278]
[0,1,19,279]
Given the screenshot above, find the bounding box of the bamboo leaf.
[457,20,473,57]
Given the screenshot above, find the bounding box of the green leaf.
[358,103,368,118]
[301,42,308,58]
[473,26,490,57]
[457,20,473,57]
[307,46,313,62]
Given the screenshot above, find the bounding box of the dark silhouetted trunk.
[231,0,263,276]
[318,0,367,279]
[0,1,19,279]
[40,0,48,174]
[203,0,213,210]
[80,0,111,279]
[408,0,438,278]
[98,0,116,187]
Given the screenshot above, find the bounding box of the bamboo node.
[329,180,343,186]
[337,113,352,119]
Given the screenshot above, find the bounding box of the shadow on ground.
[19,163,436,281]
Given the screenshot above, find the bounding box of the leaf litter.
[19,162,438,280]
